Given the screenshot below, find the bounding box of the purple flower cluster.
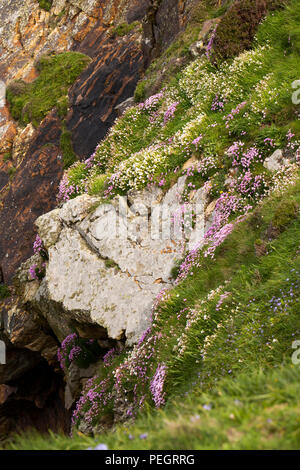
[33,235,43,254]
[211,94,226,112]
[234,171,266,199]
[72,376,113,428]
[103,347,117,366]
[28,263,46,281]
[84,151,96,169]
[175,241,203,283]
[224,102,247,129]
[216,291,231,311]
[205,193,246,239]
[204,223,234,258]
[72,315,170,428]
[57,333,99,372]
[264,138,275,148]
[138,91,164,112]
[163,102,179,125]
[150,363,167,408]
[57,174,78,202]
[58,333,78,370]
[192,135,203,150]
[228,142,263,170]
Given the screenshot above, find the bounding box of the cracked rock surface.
[33,180,209,344]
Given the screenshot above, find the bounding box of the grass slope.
[6,52,90,127]
[3,0,300,450]
[4,178,300,450]
[5,364,300,450]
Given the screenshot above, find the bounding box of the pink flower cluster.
[57,174,78,202]
[235,171,266,199]
[264,138,275,148]
[205,193,245,239]
[175,241,202,284]
[224,101,247,129]
[192,135,203,150]
[150,363,167,408]
[164,102,179,125]
[216,291,231,311]
[204,223,234,258]
[33,235,43,254]
[139,91,164,112]
[103,348,117,366]
[228,142,263,170]
[28,263,46,281]
[57,333,78,370]
[72,376,113,428]
[211,94,226,112]
[84,151,96,169]
[57,333,98,372]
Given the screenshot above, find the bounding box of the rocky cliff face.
[0,0,195,283]
[0,170,212,435]
[0,0,201,438]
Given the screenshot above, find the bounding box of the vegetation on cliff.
[59,0,300,201]
[2,0,300,450]
[5,178,300,450]
[6,52,90,127]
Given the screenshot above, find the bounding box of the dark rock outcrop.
[0,111,63,283]
[68,25,144,158]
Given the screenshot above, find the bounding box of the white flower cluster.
[173,113,206,147]
[179,57,221,107]
[174,285,227,357]
[250,73,279,119]
[179,45,269,109]
[112,143,174,191]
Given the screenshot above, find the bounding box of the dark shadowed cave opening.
[0,356,71,442]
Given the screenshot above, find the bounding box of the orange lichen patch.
[0,107,17,154]
[21,10,49,43]
[0,110,64,281]
[13,18,23,47]
[22,66,39,83]
[160,247,176,254]
[73,17,98,42]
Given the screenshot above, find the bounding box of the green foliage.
[110,21,140,37]
[60,122,77,169]
[211,0,286,63]
[7,167,16,180]
[38,0,52,12]
[89,174,107,196]
[5,364,300,450]
[6,52,90,126]
[134,81,147,103]
[3,152,12,162]
[104,259,119,270]
[271,199,298,229]
[0,284,10,300]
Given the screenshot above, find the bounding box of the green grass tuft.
[6,52,90,127]
[38,0,53,12]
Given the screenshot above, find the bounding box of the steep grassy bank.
[6,364,300,450]
[59,0,300,200]
[7,52,90,127]
[3,0,300,449]
[4,177,300,450]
